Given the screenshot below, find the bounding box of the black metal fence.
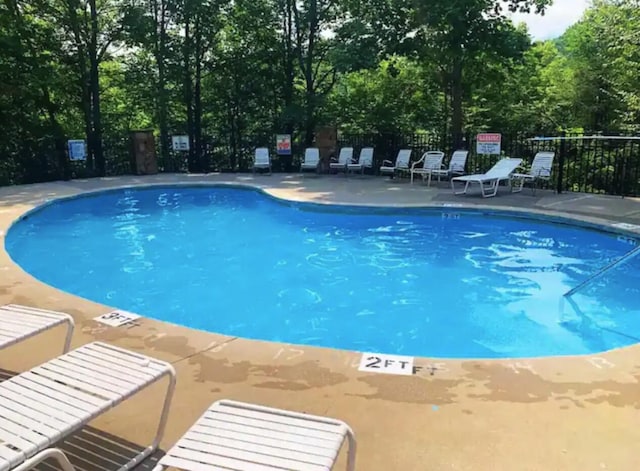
[337,131,640,196]
[2,130,640,196]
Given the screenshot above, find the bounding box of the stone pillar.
[314,126,337,173]
[130,130,158,175]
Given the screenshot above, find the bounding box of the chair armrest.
[381,159,393,166]
[535,166,551,177]
[411,155,425,170]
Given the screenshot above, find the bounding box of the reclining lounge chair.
[451,157,523,198]
[153,399,356,471]
[0,342,176,471]
[0,304,74,354]
[380,149,411,179]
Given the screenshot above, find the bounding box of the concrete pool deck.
[1,173,640,471]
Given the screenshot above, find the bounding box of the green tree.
[562,0,640,132]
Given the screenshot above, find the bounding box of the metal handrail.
[564,245,640,297]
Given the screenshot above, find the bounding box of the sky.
[508,0,590,40]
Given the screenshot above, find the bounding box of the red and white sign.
[476,133,501,155]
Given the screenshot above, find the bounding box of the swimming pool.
[5,185,640,358]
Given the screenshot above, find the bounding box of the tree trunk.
[65,0,94,171]
[282,0,295,135]
[155,0,170,170]
[302,0,317,145]
[450,58,464,150]
[440,71,449,149]
[183,2,195,171]
[42,88,71,180]
[194,12,203,171]
[89,0,104,175]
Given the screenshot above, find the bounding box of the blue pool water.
[5,186,640,358]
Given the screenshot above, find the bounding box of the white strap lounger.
[0,304,75,354]
[451,157,523,198]
[153,399,356,471]
[0,341,176,471]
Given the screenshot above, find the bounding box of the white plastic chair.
[430,150,469,181]
[511,151,555,195]
[152,399,356,471]
[380,149,411,178]
[451,157,523,197]
[253,147,272,174]
[410,151,445,185]
[347,147,374,175]
[329,147,354,175]
[0,304,74,354]
[300,147,321,173]
[0,342,176,471]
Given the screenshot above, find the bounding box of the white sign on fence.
[172,135,190,151]
[68,139,87,161]
[476,133,502,155]
[94,309,141,327]
[358,352,414,376]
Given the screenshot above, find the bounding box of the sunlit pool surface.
[5,186,640,358]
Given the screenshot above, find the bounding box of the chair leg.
[63,317,75,353]
[511,177,523,193]
[118,367,177,471]
[345,426,357,471]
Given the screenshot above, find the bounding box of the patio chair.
[0,304,74,354]
[511,151,555,195]
[380,149,411,179]
[410,151,445,185]
[253,147,272,174]
[0,341,176,471]
[451,157,523,198]
[152,399,356,471]
[329,147,354,175]
[430,150,469,181]
[300,147,321,173]
[347,147,374,176]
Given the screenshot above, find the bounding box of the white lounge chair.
[152,399,356,471]
[451,157,523,198]
[430,150,469,181]
[347,147,374,176]
[300,147,321,173]
[329,147,354,175]
[380,149,411,178]
[410,151,445,185]
[511,151,555,195]
[0,304,74,354]
[0,341,176,471]
[253,147,272,174]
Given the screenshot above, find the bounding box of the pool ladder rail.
[563,244,640,298]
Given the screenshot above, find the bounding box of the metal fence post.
[556,130,566,194]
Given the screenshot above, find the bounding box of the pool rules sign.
[476,133,501,155]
